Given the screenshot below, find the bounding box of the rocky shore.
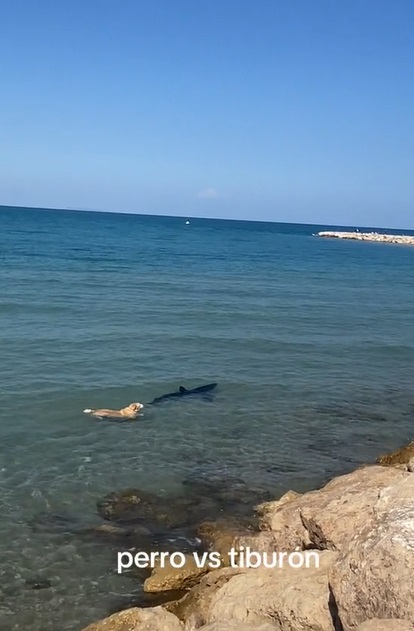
[79,440,414,631]
[316,231,414,245]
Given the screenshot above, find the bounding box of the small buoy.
[185,220,190,225]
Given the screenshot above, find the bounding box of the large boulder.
[165,567,248,625]
[80,606,183,631]
[207,550,337,631]
[329,472,414,630]
[257,466,405,551]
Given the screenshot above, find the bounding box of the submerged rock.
[95,475,266,545]
[182,472,271,518]
[96,488,205,532]
[97,489,169,523]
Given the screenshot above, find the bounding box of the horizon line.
[0,203,413,233]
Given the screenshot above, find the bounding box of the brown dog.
[83,402,144,420]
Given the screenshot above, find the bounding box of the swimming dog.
[83,402,144,420]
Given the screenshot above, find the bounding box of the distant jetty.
[316,231,414,245]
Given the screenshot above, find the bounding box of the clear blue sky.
[1,0,413,227]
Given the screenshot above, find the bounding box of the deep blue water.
[1,205,414,630]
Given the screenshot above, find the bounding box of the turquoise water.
[1,206,414,630]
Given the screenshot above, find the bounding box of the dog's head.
[127,402,144,413]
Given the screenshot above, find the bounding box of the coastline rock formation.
[144,555,210,593]
[316,231,414,245]
[376,440,414,467]
[329,472,414,629]
[256,465,404,551]
[81,607,184,631]
[80,442,414,631]
[205,550,337,630]
[82,607,281,631]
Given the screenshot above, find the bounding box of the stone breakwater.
[80,440,414,631]
[316,230,414,245]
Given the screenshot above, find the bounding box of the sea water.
[1,206,414,630]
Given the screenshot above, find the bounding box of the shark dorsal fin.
[179,386,187,393]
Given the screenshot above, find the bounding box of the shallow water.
[1,206,414,630]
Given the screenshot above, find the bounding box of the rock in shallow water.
[181,472,272,515]
[96,486,228,530]
[96,488,191,527]
[95,474,266,538]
